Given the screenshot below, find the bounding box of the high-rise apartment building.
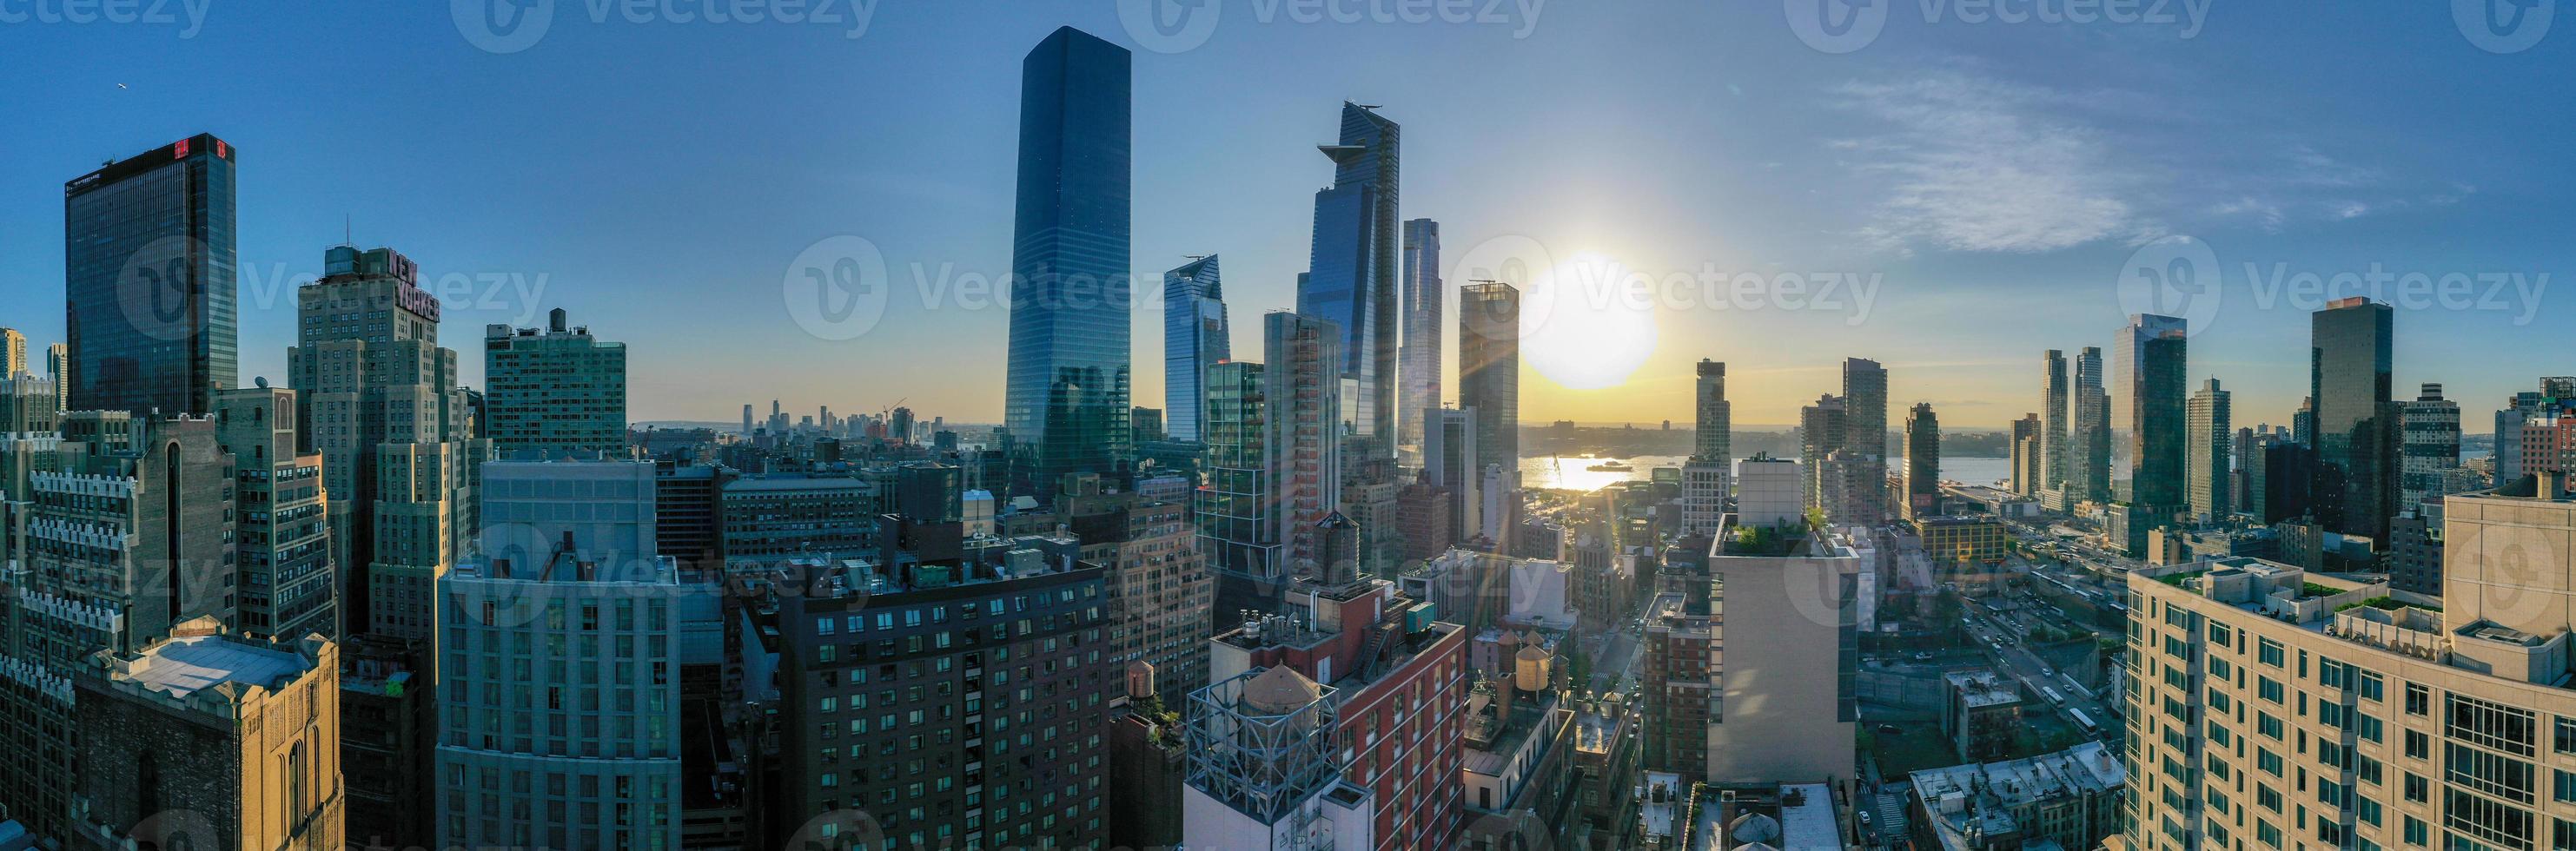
[1844,357,1888,460]
[214,384,336,639]
[63,133,239,416]
[1198,360,1283,614]
[1162,254,1228,443]
[1057,483,1215,694]
[484,307,627,458]
[1460,280,1520,538]
[2122,475,2576,851]
[1004,27,1133,501]
[0,327,23,377]
[2403,382,2462,511]
[1903,402,1940,520]
[1299,102,1402,452]
[1268,312,1347,578]
[2011,412,2043,496]
[1398,218,1442,460]
[1820,449,1890,527]
[1799,394,1847,511]
[2187,378,2233,523]
[2043,349,2071,491]
[2075,346,2113,502]
[434,458,681,851]
[2312,297,2399,543]
[1683,360,1731,535]
[1425,406,1482,544]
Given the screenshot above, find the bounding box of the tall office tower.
[2402,382,2463,509]
[435,458,681,851]
[1197,360,1284,615]
[2043,349,2071,490]
[2117,314,2189,551]
[1005,27,1133,501]
[291,244,480,637]
[888,405,915,445]
[1799,394,1847,511]
[214,385,336,639]
[1398,219,1441,459]
[1460,280,1520,532]
[2010,413,2043,496]
[1843,357,1889,459]
[774,538,1109,848]
[2075,346,2113,501]
[1902,403,1940,520]
[742,403,753,435]
[484,307,627,458]
[2185,378,2233,523]
[46,342,68,410]
[2248,434,2315,524]
[1268,312,1347,577]
[1424,406,1482,544]
[1298,102,1401,452]
[63,133,239,416]
[0,327,23,376]
[1182,574,1467,848]
[2122,478,2576,851]
[1162,254,1229,442]
[0,415,235,839]
[70,619,343,851]
[2311,298,2399,542]
[2231,426,2258,513]
[1683,360,1732,535]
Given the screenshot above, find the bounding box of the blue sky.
[2,1,2568,428]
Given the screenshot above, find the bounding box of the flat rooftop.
[123,636,314,699]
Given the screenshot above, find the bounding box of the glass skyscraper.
[1162,254,1227,443]
[2311,297,2398,541]
[1006,26,1133,500]
[1298,102,1401,451]
[2119,313,2189,509]
[1398,217,1441,458]
[63,133,238,416]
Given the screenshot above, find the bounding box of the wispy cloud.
[1834,73,2156,254]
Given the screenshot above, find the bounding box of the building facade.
[483,308,627,458]
[1162,254,1228,444]
[63,133,239,417]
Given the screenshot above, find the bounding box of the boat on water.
[1584,459,1632,472]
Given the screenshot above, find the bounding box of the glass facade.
[2120,313,2190,509]
[1398,218,1440,457]
[1005,27,1133,500]
[1297,102,1401,448]
[63,133,238,416]
[1459,281,1520,490]
[2313,298,2398,541]
[1161,254,1226,443]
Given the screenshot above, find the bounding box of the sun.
[1519,252,1659,391]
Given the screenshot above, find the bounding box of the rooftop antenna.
[345,214,352,246]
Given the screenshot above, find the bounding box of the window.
[2404,815,2427,846]
[2258,749,2284,775]
[2404,773,2428,803]
[2405,729,2430,760]
[2259,713,2285,740]
[2358,714,2383,743]
[2259,677,2284,703]
[2259,638,2285,667]
[2448,694,2538,756]
[2358,671,2383,702]
[2558,769,2576,804]
[2405,683,2429,716]
[2447,742,2536,804]
[2557,716,2576,755]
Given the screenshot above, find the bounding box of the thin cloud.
[1836,73,2153,254]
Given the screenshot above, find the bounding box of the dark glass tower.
[1162,254,1227,443]
[1298,102,1401,452]
[2119,313,2189,509]
[64,133,239,416]
[2311,298,2398,542]
[1005,28,1132,500]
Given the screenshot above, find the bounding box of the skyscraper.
[1268,312,1347,577]
[1843,357,1888,459]
[1162,254,1228,442]
[2075,346,2112,501]
[1005,26,1133,501]
[2010,412,2043,496]
[1903,402,1940,519]
[2402,382,2461,510]
[484,307,628,458]
[214,384,336,640]
[1799,394,1846,511]
[1424,406,1481,544]
[2310,297,2398,542]
[2117,314,2189,549]
[2185,378,2231,522]
[1398,218,1441,458]
[0,327,23,377]
[1460,280,1520,538]
[1196,359,1281,613]
[1684,360,1731,535]
[1298,102,1401,452]
[45,342,67,410]
[2043,349,2070,491]
[63,133,239,416]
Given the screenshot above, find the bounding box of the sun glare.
[1520,251,1659,391]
